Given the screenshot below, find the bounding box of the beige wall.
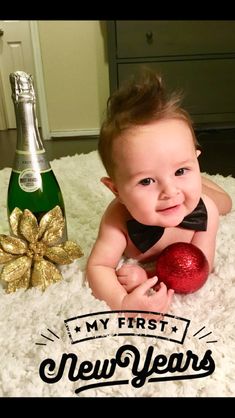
[37,21,110,135]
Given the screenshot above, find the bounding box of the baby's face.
[112,118,202,227]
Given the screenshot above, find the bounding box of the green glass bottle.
[7,71,67,240]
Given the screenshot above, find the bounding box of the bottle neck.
[14,100,45,152]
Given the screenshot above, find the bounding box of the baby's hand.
[121,276,174,320]
[117,264,148,293]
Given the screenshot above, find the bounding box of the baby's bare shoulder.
[101,198,130,230]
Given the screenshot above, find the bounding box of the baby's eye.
[139,178,155,186]
[175,168,188,176]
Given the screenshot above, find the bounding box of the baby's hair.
[98,67,199,178]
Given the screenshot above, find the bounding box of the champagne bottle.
[7,70,67,240]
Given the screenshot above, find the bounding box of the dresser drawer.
[116,21,235,58]
[118,59,235,124]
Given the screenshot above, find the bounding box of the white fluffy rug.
[0,151,234,397]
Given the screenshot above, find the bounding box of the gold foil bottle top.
[9,71,36,103]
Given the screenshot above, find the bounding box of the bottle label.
[13,150,51,173]
[18,169,42,192]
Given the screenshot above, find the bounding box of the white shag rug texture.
[0,151,234,397]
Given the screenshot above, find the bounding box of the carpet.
[0,151,234,397]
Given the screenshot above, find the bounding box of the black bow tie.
[127,198,208,253]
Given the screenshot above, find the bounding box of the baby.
[86,69,232,315]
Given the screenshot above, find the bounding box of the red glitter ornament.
[155,242,209,294]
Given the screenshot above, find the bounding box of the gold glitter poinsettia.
[0,206,83,293]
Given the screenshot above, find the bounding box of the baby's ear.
[100,177,119,196]
[196,149,201,158]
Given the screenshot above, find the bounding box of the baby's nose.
[159,181,179,199]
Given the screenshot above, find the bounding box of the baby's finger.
[165,289,175,311]
[137,276,158,294]
[167,289,175,304]
[117,275,128,285]
[154,281,168,295]
[168,289,175,297]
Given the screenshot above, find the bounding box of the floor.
[0,128,234,177]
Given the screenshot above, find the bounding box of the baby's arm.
[86,209,173,313]
[191,194,219,271]
[86,220,128,309]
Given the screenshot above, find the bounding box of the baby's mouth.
[157,204,181,213]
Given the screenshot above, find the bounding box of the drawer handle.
[146,31,153,44]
